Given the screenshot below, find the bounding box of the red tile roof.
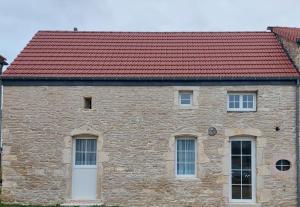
[270,27,300,43]
[3,31,299,80]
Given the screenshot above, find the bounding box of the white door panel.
[72,167,97,199]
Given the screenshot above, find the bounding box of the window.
[84,97,92,109]
[179,91,193,106]
[75,139,97,166]
[176,138,196,176]
[227,93,256,112]
[230,138,256,203]
[276,160,291,171]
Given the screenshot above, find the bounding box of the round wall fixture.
[275,159,291,171]
[208,127,217,136]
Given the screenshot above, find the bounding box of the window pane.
[242,186,252,199]
[231,141,241,155]
[232,156,241,169]
[180,93,192,105]
[75,152,85,165]
[75,139,97,166]
[186,163,195,175]
[177,152,185,162]
[186,151,195,163]
[242,171,252,184]
[242,95,254,109]
[86,139,96,152]
[232,185,241,199]
[234,101,240,108]
[86,152,96,165]
[186,139,195,150]
[177,140,185,151]
[248,102,253,108]
[229,95,240,109]
[242,156,251,169]
[282,160,290,165]
[176,139,195,175]
[242,141,251,155]
[282,166,290,171]
[177,163,185,175]
[232,170,241,184]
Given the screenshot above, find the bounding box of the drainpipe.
[297,78,300,207]
[0,56,8,149]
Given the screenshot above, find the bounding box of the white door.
[72,138,97,200]
[229,137,256,203]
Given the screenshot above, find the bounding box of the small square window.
[84,97,92,109]
[179,91,193,106]
[227,93,256,112]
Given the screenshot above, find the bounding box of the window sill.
[226,203,261,207]
[81,109,97,112]
[227,110,257,113]
[176,105,198,110]
[175,176,199,181]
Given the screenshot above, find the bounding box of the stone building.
[1,27,300,207]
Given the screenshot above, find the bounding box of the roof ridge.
[37,30,270,34]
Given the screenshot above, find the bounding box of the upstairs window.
[179,91,193,106]
[227,93,256,112]
[84,97,92,109]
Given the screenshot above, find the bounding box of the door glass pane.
[242,156,251,169]
[242,186,252,199]
[75,139,97,166]
[232,170,241,184]
[232,185,241,199]
[231,156,241,169]
[242,141,251,154]
[242,171,252,184]
[231,140,253,200]
[231,141,241,155]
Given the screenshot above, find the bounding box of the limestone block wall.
[278,36,300,70]
[1,85,297,207]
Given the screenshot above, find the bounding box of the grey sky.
[1,0,300,66]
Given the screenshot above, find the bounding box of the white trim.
[227,93,256,112]
[175,137,197,178]
[229,137,256,204]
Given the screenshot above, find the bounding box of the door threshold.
[62,199,103,206]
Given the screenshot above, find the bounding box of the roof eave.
[1,75,299,82]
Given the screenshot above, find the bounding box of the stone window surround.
[63,125,105,202]
[167,131,208,180]
[174,86,200,109]
[227,91,257,112]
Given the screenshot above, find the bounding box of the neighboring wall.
[277,35,300,70]
[1,85,297,207]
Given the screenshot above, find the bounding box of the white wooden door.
[72,138,97,200]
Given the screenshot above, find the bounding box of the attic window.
[84,97,92,109]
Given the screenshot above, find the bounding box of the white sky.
[1,0,300,66]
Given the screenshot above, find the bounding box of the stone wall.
[1,85,297,207]
[277,35,300,70]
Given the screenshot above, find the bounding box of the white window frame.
[73,138,97,169]
[175,137,197,178]
[229,137,256,204]
[227,92,256,112]
[179,91,193,107]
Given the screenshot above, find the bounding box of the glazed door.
[72,138,97,200]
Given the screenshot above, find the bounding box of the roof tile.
[3,31,299,80]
